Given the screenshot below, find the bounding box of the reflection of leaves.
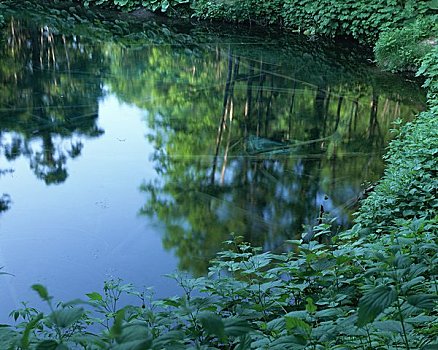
[0,169,12,213]
[111,33,425,276]
[0,194,11,213]
[0,7,426,276]
[0,19,106,185]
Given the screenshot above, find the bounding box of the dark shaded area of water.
[0,2,425,318]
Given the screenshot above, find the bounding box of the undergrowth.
[1,217,437,349]
[375,15,438,72]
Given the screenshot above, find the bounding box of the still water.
[0,4,426,319]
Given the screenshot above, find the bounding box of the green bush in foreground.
[1,217,437,349]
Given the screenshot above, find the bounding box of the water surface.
[0,4,426,319]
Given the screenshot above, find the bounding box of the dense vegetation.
[0,0,437,349]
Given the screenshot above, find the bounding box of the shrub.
[375,15,438,72]
[418,46,438,107]
[191,0,284,24]
[82,0,190,12]
[1,218,437,349]
[356,111,438,233]
[282,0,434,42]
[357,41,438,234]
[191,0,436,44]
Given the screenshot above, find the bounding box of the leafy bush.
[358,40,438,234]
[418,46,438,108]
[282,0,435,42]
[192,0,436,43]
[356,111,438,233]
[375,15,438,72]
[1,218,437,349]
[82,0,189,12]
[191,0,284,24]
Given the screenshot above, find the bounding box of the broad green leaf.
[86,292,103,301]
[427,0,438,10]
[357,285,397,326]
[266,317,285,332]
[315,308,341,318]
[153,330,184,349]
[373,320,412,333]
[32,284,51,301]
[285,311,309,319]
[115,324,152,348]
[198,312,224,338]
[393,254,411,268]
[112,339,153,350]
[305,297,317,313]
[401,276,425,294]
[162,298,181,308]
[36,340,58,350]
[110,309,125,340]
[235,334,252,350]
[223,317,252,337]
[312,323,337,342]
[49,307,84,328]
[269,335,306,349]
[405,315,436,324]
[407,294,438,310]
[422,344,438,350]
[55,345,69,350]
[284,316,311,333]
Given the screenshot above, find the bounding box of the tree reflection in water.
[0,19,104,185]
[0,12,426,276]
[108,37,425,275]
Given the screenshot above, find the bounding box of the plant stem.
[395,297,410,350]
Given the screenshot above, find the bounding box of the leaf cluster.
[81,0,190,13]
[191,0,284,25]
[191,0,437,43]
[375,15,438,72]
[357,42,438,234]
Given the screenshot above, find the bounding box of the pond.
[0,3,426,319]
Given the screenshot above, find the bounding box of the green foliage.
[82,0,189,12]
[192,0,436,43]
[375,15,438,72]
[356,111,438,233]
[418,46,438,107]
[191,0,283,24]
[282,0,434,42]
[1,218,437,348]
[357,38,438,234]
